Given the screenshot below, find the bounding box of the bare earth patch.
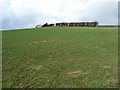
[29,65,43,70]
[67,71,82,78]
[41,40,47,43]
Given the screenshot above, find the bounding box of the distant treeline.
[35,22,119,28]
[42,23,54,27]
[35,21,99,28]
[56,22,98,27]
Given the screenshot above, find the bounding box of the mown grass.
[2,27,118,88]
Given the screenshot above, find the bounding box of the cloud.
[1,0,119,30]
[78,2,118,25]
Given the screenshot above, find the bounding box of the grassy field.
[2,27,118,88]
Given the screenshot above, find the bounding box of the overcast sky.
[1,0,119,30]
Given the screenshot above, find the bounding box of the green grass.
[2,27,118,88]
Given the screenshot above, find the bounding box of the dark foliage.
[42,23,54,27]
[56,21,98,27]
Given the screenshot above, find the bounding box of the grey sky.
[1,0,119,30]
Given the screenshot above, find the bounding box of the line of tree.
[35,21,98,28]
[42,23,54,27]
[56,22,98,27]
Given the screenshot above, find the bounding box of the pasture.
[2,27,118,88]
